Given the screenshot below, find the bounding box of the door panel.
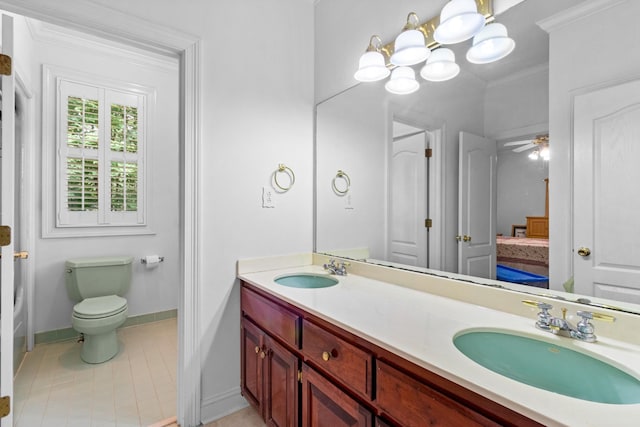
[458,131,497,278]
[388,132,427,267]
[573,79,640,303]
[0,13,15,427]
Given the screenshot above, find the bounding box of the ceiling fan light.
[385,66,420,95]
[420,48,460,82]
[391,29,430,66]
[354,51,390,82]
[528,150,539,160]
[434,0,486,45]
[540,146,550,160]
[466,23,515,64]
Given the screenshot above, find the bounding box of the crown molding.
[25,18,178,72]
[537,0,627,33]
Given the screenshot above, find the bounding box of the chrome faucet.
[522,300,616,343]
[323,259,349,276]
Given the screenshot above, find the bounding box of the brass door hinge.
[425,219,432,228]
[0,54,11,76]
[425,148,433,158]
[0,226,10,246]
[0,395,10,418]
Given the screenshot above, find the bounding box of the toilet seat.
[73,295,127,319]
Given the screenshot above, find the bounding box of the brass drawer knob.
[254,346,260,354]
[322,351,331,361]
[260,351,266,359]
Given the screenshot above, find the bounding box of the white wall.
[17,21,181,334]
[544,0,640,291]
[496,151,548,236]
[484,66,549,139]
[1,0,315,424]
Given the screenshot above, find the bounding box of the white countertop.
[238,262,640,427]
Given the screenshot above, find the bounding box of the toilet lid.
[73,295,127,319]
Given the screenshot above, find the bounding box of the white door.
[458,131,497,278]
[0,14,16,427]
[573,79,640,304]
[388,131,428,266]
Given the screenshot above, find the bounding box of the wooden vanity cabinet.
[241,318,299,427]
[240,282,543,427]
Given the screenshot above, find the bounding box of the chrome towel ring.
[274,164,295,191]
[332,170,351,195]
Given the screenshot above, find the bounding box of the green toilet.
[65,256,133,364]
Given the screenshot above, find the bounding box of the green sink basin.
[453,330,640,404]
[274,273,339,289]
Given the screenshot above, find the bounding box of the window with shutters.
[57,78,146,229]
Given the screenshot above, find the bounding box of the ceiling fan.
[503,134,550,160]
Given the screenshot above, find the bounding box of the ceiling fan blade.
[503,139,531,147]
[513,143,536,153]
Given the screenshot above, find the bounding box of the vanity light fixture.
[420,48,460,82]
[390,13,430,66]
[466,23,515,64]
[355,1,512,95]
[433,0,486,45]
[354,35,391,82]
[385,66,420,95]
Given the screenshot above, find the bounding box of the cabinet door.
[264,335,299,427]
[241,318,265,415]
[301,363,372,427]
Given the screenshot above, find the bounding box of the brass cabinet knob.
[577,247,591,257]
[322,351,331,361]
[254,346,260,354]
[260,351,266,359]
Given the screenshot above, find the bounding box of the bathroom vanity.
[238,254,640,427]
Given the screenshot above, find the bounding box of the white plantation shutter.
[57,79,145,227]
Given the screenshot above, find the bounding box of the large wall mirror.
[315,0,640,315]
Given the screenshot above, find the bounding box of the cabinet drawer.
[302,319,372,399]
[377,361,500,427]
[241,287,300,348]
[301,363,372,427]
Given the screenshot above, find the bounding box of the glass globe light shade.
[390,29,430,66]
[466,23,515,64]
[385,66,420,95]
[420,48,460,82]
[354,51,390,82]
[434,0,485,44]
[528,150,539,161]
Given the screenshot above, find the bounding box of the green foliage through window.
[110,104,138,153]
[110,161,138,212]
[67,158,99,211]
[67,96,99,149]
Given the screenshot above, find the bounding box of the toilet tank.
[65,256,133,301]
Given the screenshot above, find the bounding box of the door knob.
[463,235,472,242]
[577,247,591,257]
[0,250,29,259]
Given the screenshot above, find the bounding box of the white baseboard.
[200,387,249,425]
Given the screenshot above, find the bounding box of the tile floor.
[203,406,265,427]
[13,318,177,427]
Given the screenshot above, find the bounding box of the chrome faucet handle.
[574,310,616,343]
[522,300,553,330]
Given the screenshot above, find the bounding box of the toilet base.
[81,330,119,364]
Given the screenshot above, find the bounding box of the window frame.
[42,64,155,238]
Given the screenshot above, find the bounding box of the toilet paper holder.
[140,256,164,264]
